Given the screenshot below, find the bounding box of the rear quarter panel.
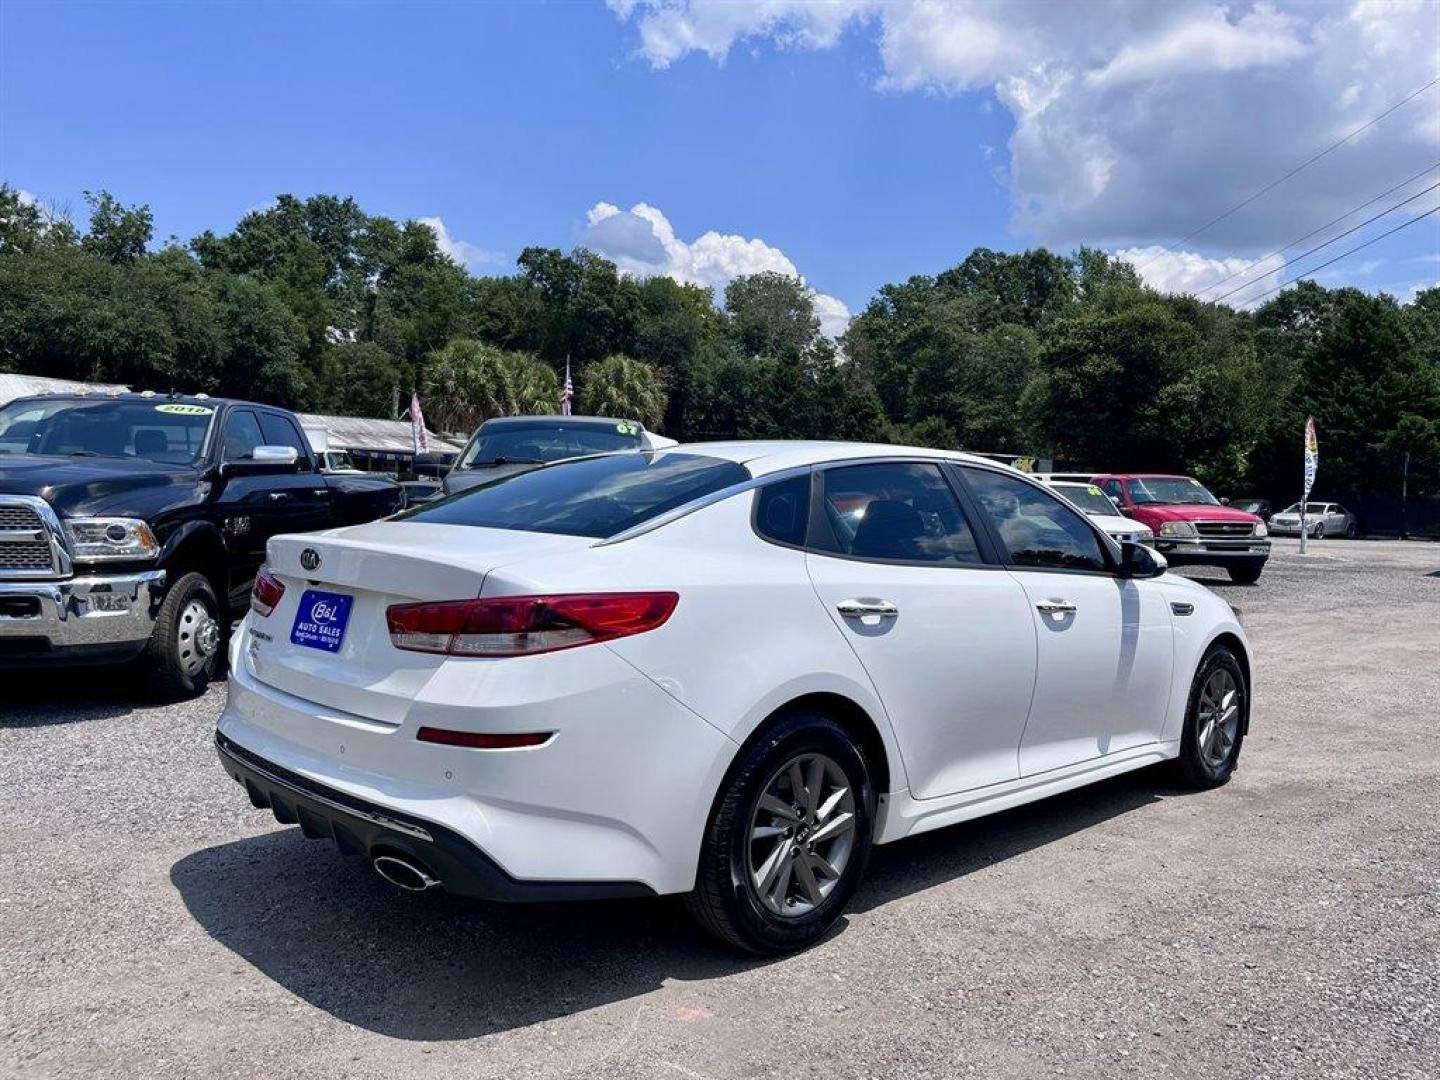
[480,492,910,795]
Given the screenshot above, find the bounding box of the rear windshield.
[398,452,750,539]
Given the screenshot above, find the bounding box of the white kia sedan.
[218,442,1251,954]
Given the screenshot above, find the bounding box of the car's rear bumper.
[0,570,164,666]
[215,731,656,902]
[218,618,737,896]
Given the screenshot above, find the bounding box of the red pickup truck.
[1090,473,1271,583]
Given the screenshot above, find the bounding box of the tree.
[579,354,668,429]
[725,272,820,357]
[318,342,404,418]
[423,339,558,433]
[80,190,153,264]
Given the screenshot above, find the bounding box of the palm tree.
[424,339,559,432]
[580,354,668,430]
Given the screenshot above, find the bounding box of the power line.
[1195,161,1440,298]
[1135,75,1440,273]
[1237,204,1440,310]
[1209,179,1440,305]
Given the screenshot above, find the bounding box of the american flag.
[560,359,573,417]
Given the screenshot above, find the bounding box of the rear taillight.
[385,592,679,657]
[251,566,286,617]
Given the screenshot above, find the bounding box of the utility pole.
[1400,451,1410,541]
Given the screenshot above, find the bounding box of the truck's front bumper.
[1154,538,1271,565]
[0,570,165,664]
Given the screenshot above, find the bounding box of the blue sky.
[3,1,1437,329]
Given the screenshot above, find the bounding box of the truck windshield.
[1128,477,1219,506]
[456,420,643,469]
[0,398,213,465]
[401,451,749,539]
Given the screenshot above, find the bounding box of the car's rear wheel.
[142,571,223,701]
[1345,521,1357,538]
[1173,645,1247,789]
[685,711,875,954]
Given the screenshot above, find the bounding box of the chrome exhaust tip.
[372,853,440,892]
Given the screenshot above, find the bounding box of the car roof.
[1092,472,1193,481]
[479,414,643,430]
[11,390,248,409]
[669,440,1002,477]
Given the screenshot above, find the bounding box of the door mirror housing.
[1120,540,1166,578]
[221,445,300,475]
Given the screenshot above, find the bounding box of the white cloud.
[1115,246,1284,297]
[16,189,38,208]
[417,216,504,270]
[612,2,1440,256]
[583,200,852,336]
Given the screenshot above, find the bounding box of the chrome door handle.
[1035,600,1077,615]
[836,598,899,619]
[265,492,290,502]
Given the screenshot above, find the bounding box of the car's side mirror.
[221,445,300,475]
[1120,540,1166,578]
[1220,496,1230,505]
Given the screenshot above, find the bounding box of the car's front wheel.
[1227,561,1264,584]
[1174,644,1247,789]
[686,711,875,954]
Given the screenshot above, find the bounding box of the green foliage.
[579,354,668,429]
[423,339,557,433]
[1,184,1434,500]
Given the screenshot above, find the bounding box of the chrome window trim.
[592,463,809,547]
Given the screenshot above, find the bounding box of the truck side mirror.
[221,445,300,475]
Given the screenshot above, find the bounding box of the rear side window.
[399,452,750,539]
[961,468,1110,573]
[753,473,810,547]
[815,462,982,564]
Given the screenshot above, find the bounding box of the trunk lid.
[248,522,591,723]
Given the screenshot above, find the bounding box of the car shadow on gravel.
[171,767,1184,1041]
[0,667,142,725]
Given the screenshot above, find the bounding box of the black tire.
[141,571,224,702]
[1345,521,1357,538]
[1227,561,1264,584]
[685,711,876,955]
[1173,644,1248,789]
[1313,523,1326,539]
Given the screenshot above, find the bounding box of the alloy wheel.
[746,752,856,917]
[1196,669,1240,770]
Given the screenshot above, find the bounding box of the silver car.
[1269,502,1356,538]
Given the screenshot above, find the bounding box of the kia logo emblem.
[300,548,321,572]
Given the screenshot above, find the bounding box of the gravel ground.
[3,537,1438,1080]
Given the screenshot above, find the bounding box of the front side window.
[0,398,212,464]
[222,409,265,462]
[815,462,981,564]
[754,473,810,547]
[258,412,312,467]
[961,468,1110,573]
[399,451,749,539]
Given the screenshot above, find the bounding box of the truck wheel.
[142,571,223,701]
[1227,562,1264,584]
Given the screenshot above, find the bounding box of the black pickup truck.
[0,391,402,699]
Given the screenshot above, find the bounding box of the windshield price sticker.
[1087,485,1104,496]
[155,403,214,416]
[615,421,640,435]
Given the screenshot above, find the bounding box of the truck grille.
[1194,521,1254,538]
[0,500,62,576]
